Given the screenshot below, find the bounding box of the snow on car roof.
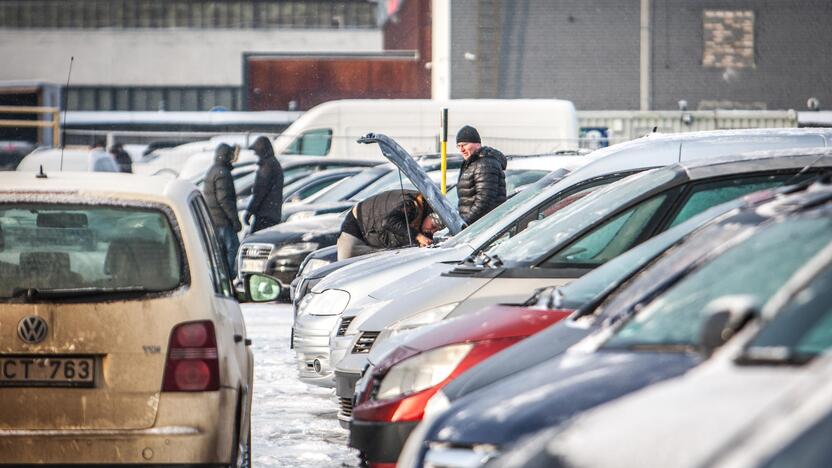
[0,171,197,204]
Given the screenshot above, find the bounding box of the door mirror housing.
[245,273,282,303]
[698,295,759,356]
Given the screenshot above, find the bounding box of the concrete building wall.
[450,0,641,109]
[0,29,382,86]
[449,0,832,111]
[652,0,832,111]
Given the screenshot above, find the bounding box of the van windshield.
[0,204,184,299]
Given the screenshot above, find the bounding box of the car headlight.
[273,242,319,257]
[300,289,350,316]
[376,302,460,344]
[376,343,473,400]
[300,257,331,277]
[287,211,315,222]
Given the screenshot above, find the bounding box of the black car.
[397,176,832,468]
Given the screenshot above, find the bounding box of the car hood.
[545,360,812,468]
[358,262,491,330]
[427,350,699,447]
[359,133,465,234]
[373,305,573,373]
[243,213,342,243]
[282,201,352,218]
[440,318,598,402]
[314,245,469,292]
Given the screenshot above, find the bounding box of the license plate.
[240,259,267,272]
[0,356,96,387]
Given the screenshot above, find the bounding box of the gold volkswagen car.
[0,171,260,466]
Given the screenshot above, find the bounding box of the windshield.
[557,199,744,309]
[604,216,832,350]
[443,170,567,249]
[0,204,184,298]
[487,168,677,264]
[742,264,832,362]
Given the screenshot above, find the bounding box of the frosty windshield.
[0,203,184,298]
[487,168,676,264]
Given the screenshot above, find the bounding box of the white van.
[272,99,579,158]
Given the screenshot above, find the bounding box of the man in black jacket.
[203,143,242,277]
[455,125,507,225]
[244,136,284,233]
[337,190,442,260]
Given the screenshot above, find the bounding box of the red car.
[349,302,573,467]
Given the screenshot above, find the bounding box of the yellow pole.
[441,108,448,194]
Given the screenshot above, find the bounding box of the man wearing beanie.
[454,125,507,225]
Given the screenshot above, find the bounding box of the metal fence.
[0,0,377,29]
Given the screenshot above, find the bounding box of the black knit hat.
[456,125,481,144]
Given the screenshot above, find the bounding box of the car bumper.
[0,390,237,465]
[349,419,419,464]
[334,369,362,428]
[293,313,340,386]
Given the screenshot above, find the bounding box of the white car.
[0,171,267,466]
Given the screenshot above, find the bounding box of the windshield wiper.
[736,347,816,366]
[9,286,151,301]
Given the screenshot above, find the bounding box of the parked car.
[347,192,754,465]
[0,140,35,170]
[0,171,276,466]
[335,148,832,425]
[496,232,832,468]
[396,173,832,468]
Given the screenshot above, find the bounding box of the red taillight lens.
[162,321,220,392]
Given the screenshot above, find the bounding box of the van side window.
[189,196,233,297]
[285,128,333,156]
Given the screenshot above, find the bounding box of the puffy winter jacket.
[203,145,241,231]
[456,146,507,224]
[247,154,284,232]
[355,190,424,249]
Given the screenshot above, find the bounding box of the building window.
[702,10,755,69]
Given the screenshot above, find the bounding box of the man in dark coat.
[455,125,507,225]
[203,143,242,277]
[109,142,133,173]
[336,189,442,260]
[244,136,284,233]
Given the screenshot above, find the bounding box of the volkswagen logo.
[17,316,48,344]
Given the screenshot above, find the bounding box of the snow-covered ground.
[243,303,361,467]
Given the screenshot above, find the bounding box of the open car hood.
[359,133,465,234]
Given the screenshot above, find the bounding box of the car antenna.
[59,56,74,172]
[36,164,47,179]
[397,169,414,247]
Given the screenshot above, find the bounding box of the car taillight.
[162,320,220,392]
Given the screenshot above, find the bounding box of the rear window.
[0,204,184,298]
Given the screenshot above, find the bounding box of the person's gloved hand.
[243,211,253,226]
[233,220,243,233]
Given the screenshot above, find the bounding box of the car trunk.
[0,297,180,430]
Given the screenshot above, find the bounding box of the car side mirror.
[698,295,759,357]
[245,273,282,303]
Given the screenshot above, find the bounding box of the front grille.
[240,243,272,259]
[337,317,354,336]
[352,331,379,354]
[338,397,353,419]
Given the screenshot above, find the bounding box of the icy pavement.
[243,303,361,468]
